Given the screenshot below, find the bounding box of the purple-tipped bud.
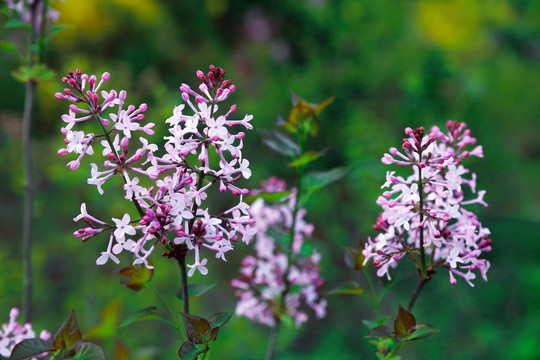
[182,92,189,102]
[58,148,68,156]
[229,84,236,93]
[101,72,110,81]
[88,75,97,86]
[121,136,129,148]
[91,93,99,103]
[119,90,127,101]
[55,92,64,99]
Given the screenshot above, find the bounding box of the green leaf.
[119,307,159,328]
[53,309,83,351]
[207,312,232,330]
[393,305,416,338]
[180,313,211,344]
[11,64,55,83]
[178,341,209,360]
[343,239,366,271]
[286,100,318,136]
[314,96,335,115]
[244,190,291,204]
[326,281,364,296]
[301,167,348,203]
[259,129,300,157]
[73,342,106,360]
[366,325,394,340]
[5,19,30,30]
[113,261,154,291]
[300,241,314,257]
[406,323,440,342]
[362,319,378,330]
[176,283,216,302]
[287,150,324,168]
[9,338,53,359]
[0,41,16,54]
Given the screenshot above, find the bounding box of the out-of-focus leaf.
[259,129,300,157]
[406,323,440,341]
[343,239,366,271]
[113,261,154,291]
[9,339,53,359]
[178,341,209,360]
[119,307,159,328]
[393,305,416,337]
[86,299,121,339]
[287,150,324,168]
[112,340,130,360]
[207,312,232,330]
[5,19,30,30]
[286,100,318,136]
[327,281,364,295]
[72,342,106,360]
[301,167,347,203]
[244,190,291,204]
[176,283,216,301]
[179,313,211,344]
[53,309,82,351]
[362,319,377,330]
[0,41,16,54]
[314,96,335,115]
[300,242,314,257]
[11,64,55,83]
[366,325,394,340]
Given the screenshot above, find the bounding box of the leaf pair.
[367,305,439,343]
[178,313,232,360]
[9,310,105,360]
[283,93,334,138]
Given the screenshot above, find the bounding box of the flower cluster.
[57,66,254,274]
[232,178,326,327]
[363,122,491,286]
[0,308,50,358]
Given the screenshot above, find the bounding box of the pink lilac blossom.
[0,308,50,358]
[363,122,491,286]
[232,178,326,327]
[57,66,254,274]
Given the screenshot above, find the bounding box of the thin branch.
[407,277,429,312]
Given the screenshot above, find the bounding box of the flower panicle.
[364,122,491,286]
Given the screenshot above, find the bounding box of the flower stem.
[21,0,42,324]
[417,160,427,278]
[176,251,190,315]
[265,322,280,360]
[407,277,429,312]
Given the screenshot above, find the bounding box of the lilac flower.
[363,121,492,286]
[232,179,326,327]
[60,66,254,274]
[0,308,50,358]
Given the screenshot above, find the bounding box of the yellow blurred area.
[54,0,161,42]
[417,0,515,50]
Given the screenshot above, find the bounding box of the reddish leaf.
[393,305,416,337]
[180,313,211,344]
[53,309,82,351]
[113,261,154,291]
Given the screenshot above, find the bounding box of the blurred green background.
[1,0,539,359]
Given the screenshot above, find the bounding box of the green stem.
[265,322,280,360]
[146,282,179,328]
[363,267,380,320]
[21,0,42,324]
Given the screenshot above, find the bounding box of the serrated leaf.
[406,323,440,341]
[53,309,82,351]
[73,342,106,360]
[119,307,159,328]
[178,341,209,360]
[176,283,216,302]
[366,325,394,340]
[0,41,16,54]
[259,129,300,157]
[327,281,364,295]
[113,261,154,291]
[9,338,53,359]
[207,312,232,330]
[287,150,323,168]
[393,305,416,337]
[5,19,30,30]
[180,313,211,344]
[244,190,291,204]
